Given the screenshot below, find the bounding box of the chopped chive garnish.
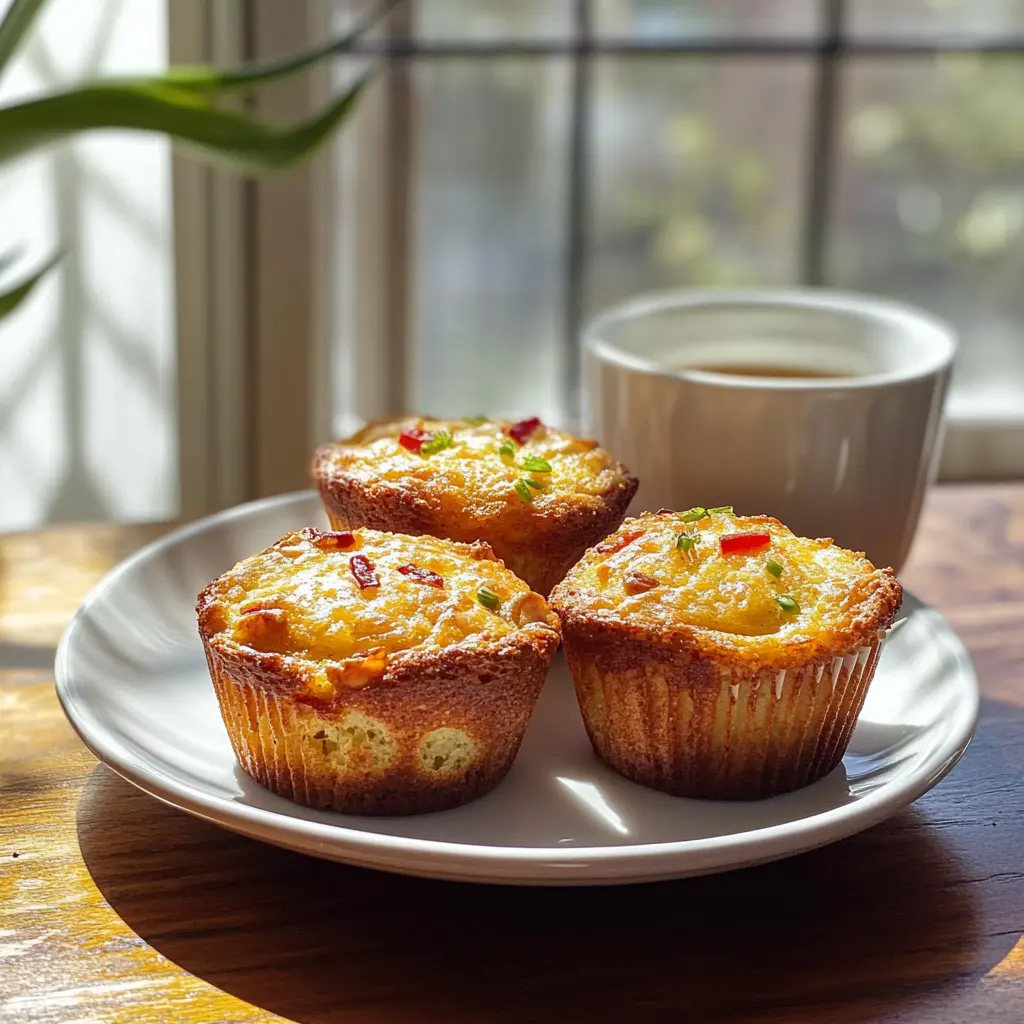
[421,430,452,455]
[766,558,784,578]
[498,440,517,458]
[522,454,552,473]
[708,505,734,514]
[524,477,544,490]
[514,479,534,503]
[465,415,488,425]
[676,532,698,553]
[776,595,800,614]
[681,506,709,523]
[476,586,501,610]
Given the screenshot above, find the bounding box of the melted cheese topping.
[563,511,892,641]
[328,417,627,513]
[205,528,550,666]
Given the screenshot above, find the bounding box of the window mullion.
[562,0,593,429]
[170,0,252,517]
[801,0,844,285]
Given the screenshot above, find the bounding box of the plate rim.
[55,490,981,881]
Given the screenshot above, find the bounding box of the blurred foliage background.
[380,0,1024,417]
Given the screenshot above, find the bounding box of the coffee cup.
[582,289,956,571]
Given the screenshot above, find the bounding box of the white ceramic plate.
[56,492,979,886]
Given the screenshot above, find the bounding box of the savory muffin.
[311,416,638,596]
[549,507,902,800]
[197,527,560,815]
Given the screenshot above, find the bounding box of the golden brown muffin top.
[550,509,902,661]
[319,416,631,514]
[198,528,558,693]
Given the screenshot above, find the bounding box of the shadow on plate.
[77,763,994,1024]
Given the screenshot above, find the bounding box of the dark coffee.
[689,364,855,379]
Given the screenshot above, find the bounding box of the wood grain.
[1,489,1023,1023]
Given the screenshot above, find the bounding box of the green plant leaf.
[163,0,400,95]
[0,248,23,274]
[0,0,48,80]
[0,0,394,172]
[0,251,60,323]
[0,75,368,172]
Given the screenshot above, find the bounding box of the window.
[326,0,1024,479]
[0,0,175,530]
[5,0,1018,532]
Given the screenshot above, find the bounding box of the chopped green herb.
[676,532,698,554]
[522,454,552,473]
[524,477,544,490]
[465,415,489,425]
[498,440,517,458]
[514,479,534,503]
[681,506,709,523]
[766,558,784,578]
[421,430,452,455]
[776,595,800,614]
[708,505,734,515]
[476,587,501,610]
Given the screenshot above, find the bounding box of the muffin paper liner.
[567,632,887,800]
[204,644,535,816]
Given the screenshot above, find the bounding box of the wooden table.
[1,486,1022,1024]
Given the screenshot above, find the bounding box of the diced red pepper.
[302,528,355,550]
[596,528,645,555]
[720,532,772,556]
[396,563,444,588]
[507,417,542,445]
[323,531,355,549]
[349,554,380,589]
[398,427,434,453]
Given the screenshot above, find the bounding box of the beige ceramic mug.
[582,289,956,571]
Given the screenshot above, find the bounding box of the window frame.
[170,0,251,518]
[174,0,1024,516]
[171,0,338,517]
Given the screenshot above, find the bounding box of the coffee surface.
[688,364,855,379]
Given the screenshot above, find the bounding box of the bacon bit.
[300,527,355,551]
[349,554,380,589]
[397,563,444,588]
[314,530,355,550]
[398,427,434,453]
[720,531,772,556]
[507,417,542,445]
[596,528,644,555]
[624,571,660,595]
[655,508,675,515]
